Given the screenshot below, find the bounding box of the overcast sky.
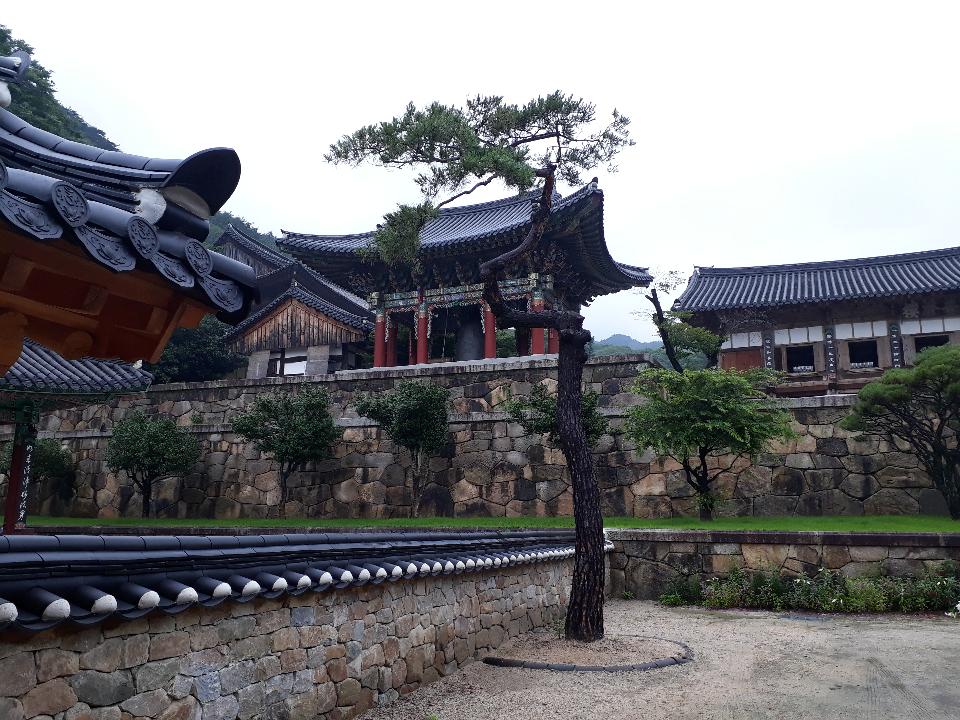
[6,2,960,341]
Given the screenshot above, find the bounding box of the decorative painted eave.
[279,182,651,300]
[0,53,256,319]
[0,530,584,633]
[673,246,960,313]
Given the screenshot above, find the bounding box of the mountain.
[1,26,117,151]
[590,334,663,358]
[594,334,660,351]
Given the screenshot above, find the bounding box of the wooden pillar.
[548,328,560,354]
[3,418,35,535]
[373,309,387,368]
[516,327,530,356]
[416,298,429,365]
[385,315,397,368]
[483,303,497,359]
[530,296,546,355]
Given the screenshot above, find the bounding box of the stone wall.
[0,559,571,720]
[606,528,960,600]
[0,356,946,520]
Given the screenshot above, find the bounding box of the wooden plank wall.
[235,299,366,354]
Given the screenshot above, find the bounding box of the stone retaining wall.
[0,559,571,720]
[606,528,960,600]
[0,356,946,520]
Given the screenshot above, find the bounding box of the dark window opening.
[267,349,308,377]
[848,340,878,369]
[786,345,815,373]
[914,335,949,354]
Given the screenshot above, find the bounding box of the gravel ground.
[361,600,960,720]
[490,631,687,666]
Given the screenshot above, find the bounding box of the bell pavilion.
[279,181,651,367]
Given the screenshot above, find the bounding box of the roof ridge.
[280,183,598,242]
[696,246,960,276]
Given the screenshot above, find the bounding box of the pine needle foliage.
[505,383,608,448]
[840,345,960,519]
[325,92,632,264]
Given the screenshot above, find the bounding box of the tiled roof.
[0,339,152,397]
[214,224,290,272]
[0,530,580,632]
[673,246,960,312]
[280,182,651,299]
[0,53,256,317]
[216,225,373,336]
[224,284,373,342]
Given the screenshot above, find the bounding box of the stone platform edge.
[605,527,960,547]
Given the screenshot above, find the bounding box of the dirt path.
[361,600,960,720]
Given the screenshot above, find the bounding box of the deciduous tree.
[328,92,632,640]
[840,345,960,519]
[626,368,794,520]
[105,411,200,518]
[231,387,338,511]
[355,381,450,518]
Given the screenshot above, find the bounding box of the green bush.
[665,563,960,614]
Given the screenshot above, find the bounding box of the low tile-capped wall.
[1,356,946,520]
[0,560,571,720]
[606,528,960,600]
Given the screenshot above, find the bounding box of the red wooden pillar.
[530,296,546,355]
[416,297,429,364]
[483,303,497,359]
[385,316,397,368]
[3,419,35,535]
[548,328,559,354]
[373,310,386,368]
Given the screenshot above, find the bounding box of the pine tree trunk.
[557,333,605,642]
[938,457,960,520]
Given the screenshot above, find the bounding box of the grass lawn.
[27,514,960,533]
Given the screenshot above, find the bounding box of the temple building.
[215,225,373,376]
[674,246,960,396]
[278,181,651,367]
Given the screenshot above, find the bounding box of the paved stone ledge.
[607,528,960,600]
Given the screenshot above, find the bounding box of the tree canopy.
[231,388,339,500]
[626,368,794,519]
[105,412,200,518]
[144,316,246,384]
[840,345,960,519]
[326,92,632,265]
